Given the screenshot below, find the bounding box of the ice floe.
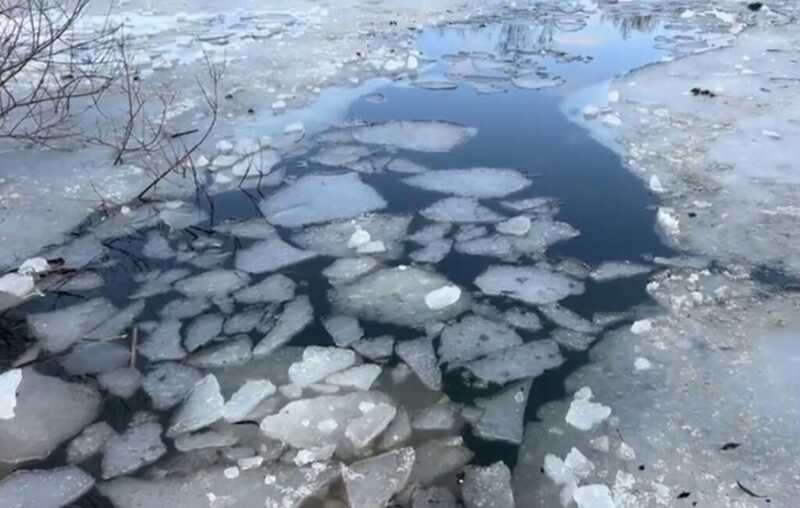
[565,387,611,431]
[404,168,531,198]
[102,420,166,479]
[0,369,22,420]
[438,315,523,366]
[342,447,415,508]
[464,340,564,385]
[471,379,531,444]
[462,462,515,508]
[234,236,316,274]
[253,295,314,357]
[475,265,585,306]
[167,374,225,437]
[323,315,364,347]
[421,197,503,223]
[288,346,356,387]
[0,466,95,508]
[352,121,476,152]
[396,336,441,391]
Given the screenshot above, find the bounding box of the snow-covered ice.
[565,387,611,431]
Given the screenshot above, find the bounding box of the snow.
[573,485,616,508]
[0,466,95,508]
[260,391,395,452]
[630,319,652,335]
[17,257,48,275]
[462,462,515,508]
[471,379,531,444]
[438,315,523,366]
[352,121,477,152]
[589,261,652,282]
[167,374,225,437]
[253,295,314,357]
[0,369,100,465]
[656,207,680,236]
[342,447,415,508]
[422,197,503,223]
[634,357,653,371]
[234,236,317,274]
[260,173,387,227]
[142,362,203,410]
[323,315,364,347]
[0,369,22,420]
[102,421,167,479]
[288,346,356,387]
[67,421,115,464]
[465,340,564,385]
[332,266,470,328]
[475,265,585,306]
[184,313,224,352]
[174,269,251,298]
[396,336,441,391]
[188,336,253,368]
[234,273,296,305]
[424,285,462,310]
[223,380,276,422]
[565,387,611,431]
[326,365,382,391]
[404,168,531,198]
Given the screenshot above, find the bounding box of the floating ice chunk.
[582,105,600,119]
[18,257,48,275]
[590,262,652,282]
[27,298,117,353]
[565,447,595,479]
[497,215,532,236]
[167,374,225,437]
[353,335,395,360]
[465,340,564,385]
[342,447,415,508]
[174,430,238,452]
[183,313,224,352]
[312,144,374,168]
[294,445,336,465]
[131,268,190,299]
[540,304,598,334]
[99,463,338,508]
[260,173,387,227]
[223,380,277,422]
[396,336,441,391]
[234,236,316,274]
[293,215,411,259]
[253,295,313,357]
[323,257,379,284]
[601,113,622,126]
[412,401,459,431]
[326,365,382,391]
[347,402,397,449]
[405,168,531,199]
[59,342,130,376]
[411,437,474,486]
[142,362,202,410]
[411,239,453,263]
[590,435,610,453]
[260,391,395,452]
[352,121,476,152]
[608,90,620,103]
[67,421,115,464]
[656,207,680,236]
[332,266,470,328]
[475,265,585,306]
[379,407,412,450]
[462,462,515,508]
[0,369,22,420]
[512,75,565,90]
[98,367,142,399]
[551,329,595,352]
[439,315,523,366]
[420,198,503,223]
[0,466,95,507]
[472,379,531,444]
[424,285,462,310]
[288,346,356,387]
[0,273,35,302]
[387,158,429,174]
[617,441,636,461]
[323,315,364,347]
[235,273,296,305]
[102,421,166,479]
[142,231,173,259]
[502,308,542,332]
[188,336,252,369]
[574,484,616,508]
[139,319,186,362]
[174,269,250,298]
[215,219,277,240]
[0,369,100,464]
[630,319,652,335]
[565,387,611,431]
[634,357,653,371]
[159,205,208,230]
[544,454,575,486]
[413,487,458,508]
